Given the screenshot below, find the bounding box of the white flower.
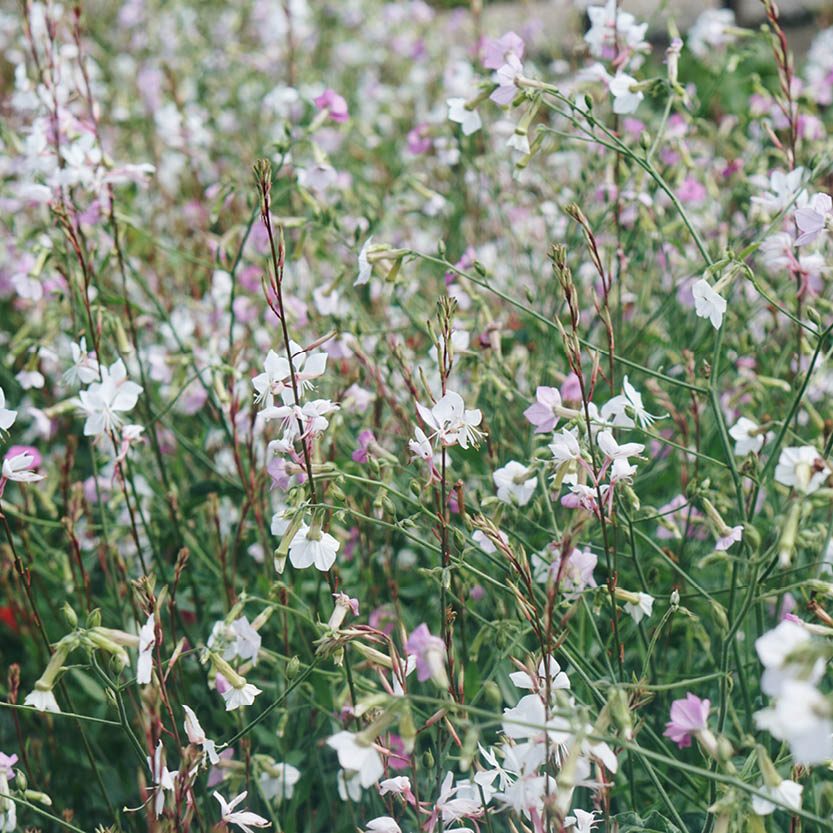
[509,656,570,692]
[183,705,220,765]
[213,790,271,833]
[624,592,654,624]
[253,344,327,409]
[23,688,60,713]
[354,237,373,285]
[0,388,17,431]
[417,390,483,449]
[232,616,261,664]
[222,683,263,711]
[755,680,833,764]
[259,762,301,802]
[2,453,45,483]
[447,98,482,136]
[795,192,833,246]
[288,525,339,571]
[600,376,663,429]
[16,369,44,390]
[549,429,582,473]
[78,358,143,436]
[327,730,384,788]
[751,779,803,816]
[566,808,600,833]
[585,0,649,59]
[609,72,643,114]
[493,461,537,506]
[729,417,765,456]
[692,279,726,329]
[688,8,736,57]
[365,818,401,833]
[64,338,100,386]
[754,620,824,697]
[507,132,530,154]
[774,446,830,494]
[148,741,178,818]
[136,612,155,685]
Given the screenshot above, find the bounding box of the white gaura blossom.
[222,682,263,711]
[692,278,727,329]
[2,453,45,484]
[252,343,327,409]
[78,358,143,436]
[493,460,537,506]
[0,387,17,431]
[774,446,830,494]
[136,612,156,685]
[213,790,271,833]
[509,656,570,692]
[183,705,220,764]
[148,741,178,818]
[600,376,663,429]
[64,338,100,386]
[327,730,384,788]
[416,390,483,449]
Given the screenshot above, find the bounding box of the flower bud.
[61,603,78,629]
[286,656,301,678]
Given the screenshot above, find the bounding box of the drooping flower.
[493,461,537,506]
[729,417,765,456]
[405,623,448,687]
[288,524,339,571]
[447,98,481,136]
[136,612,156,685]
[663,693,710,748]
[751,779,803,816]
[490,54,523,106]
[313,88,349,123]
[327,731,384,788]
[509,656,570,692]
[608,72,643,114]
[355,237,374,285]
[183,704,220,764]
[259,762,301,803]
[148,741,178,818]
[692,278,727,329]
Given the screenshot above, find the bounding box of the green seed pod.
[422,749,435,770]
[286,656,301,678]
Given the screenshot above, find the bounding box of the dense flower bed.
[2,1,833,831]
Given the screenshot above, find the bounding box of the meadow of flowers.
[2,0,833,831]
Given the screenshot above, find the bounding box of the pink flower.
[715,524,743,551]
[795,192,832,245]
[524,386,562,433]
[678,178,706,204]
[482,31,524,70]
[490,54,523,106]
[314,88,349,123]
[560,373,582,403]
[407,124,432,154]
[664,693,710,748]
[405,623,448,686]
[352,429,376,463]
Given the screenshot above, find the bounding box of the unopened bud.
[286,656,300,678]
[62,603,78,629]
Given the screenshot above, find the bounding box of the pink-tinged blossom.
[663,693,710,748]
[795,192,833,246]
[314,88,349,122]
[483,31,524,69]
[490,54,523,106]
[352,429,376,463]
[379,775,416,806]
[405,623,448,687]
[524,386,562,433]
[560,373,582,403]
[715,525,743,551]
[407,123,432,153]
